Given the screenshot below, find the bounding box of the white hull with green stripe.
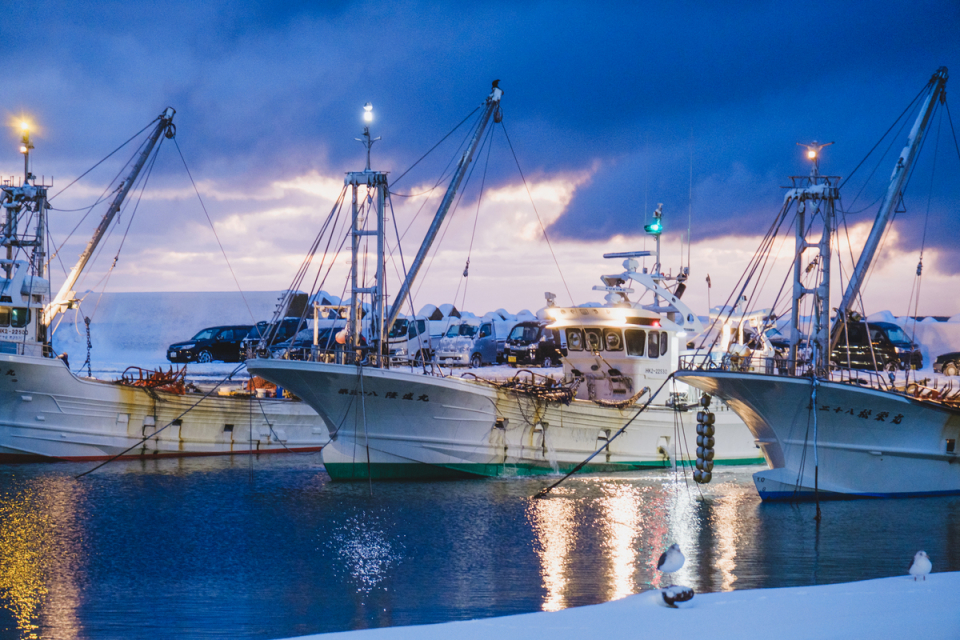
[247,359,761,480]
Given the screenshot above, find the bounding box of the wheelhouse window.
[647,330,660,358]
[660,331,668,356]
[603,328,623,351]
[566,328,584,351]
[585,328,602,351]
[625,329,646,356]
[0,308,30,328]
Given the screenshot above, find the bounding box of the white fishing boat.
[0,109,326,461]
[677,67,960,500]
[248,82,761,480]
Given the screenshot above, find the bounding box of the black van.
[831,321,921,371]
[503,322,565,367]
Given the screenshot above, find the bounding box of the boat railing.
[0,341,51,358]
[678,353,901,392]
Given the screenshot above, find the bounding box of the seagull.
[909,550,932,581]
[657,543,685,574]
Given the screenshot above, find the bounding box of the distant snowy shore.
[283,572,959,640]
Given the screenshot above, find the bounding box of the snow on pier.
[283,572,959,640]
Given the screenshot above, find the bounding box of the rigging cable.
[454,123,496,309]
[173,138,257,325]
[904,108,942,379]
[48,117,157,202]
[411,123,494,304]
[500,121,575,307]
[389,106,481,188]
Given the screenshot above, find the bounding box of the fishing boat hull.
[0,354,327,461]
[248,359,763,480]
[675,371,960,499]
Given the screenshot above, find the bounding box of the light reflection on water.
[328,511,404,593]
[0,458,956,639]
[527,491,576,611]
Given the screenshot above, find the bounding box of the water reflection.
[0,477,83,639]
[527,491,578,611]
[0,460,955,639]
[328,511,403,593]
[597,482,644,600]
[709,484,748,590]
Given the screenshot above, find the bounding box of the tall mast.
[786,143,837,374]
[385,81,503,330]
[44,108,176,326]
[345,102,388,353]
[830,67,947,348]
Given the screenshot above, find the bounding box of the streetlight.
[19,120,34,181]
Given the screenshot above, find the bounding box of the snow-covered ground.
[284,572,959,640]
[48,291,960,390]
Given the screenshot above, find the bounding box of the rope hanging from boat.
[75,362,248,478]
[534,373,676,499]
[460,370,578,404]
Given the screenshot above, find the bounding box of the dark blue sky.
[2,0,959,311]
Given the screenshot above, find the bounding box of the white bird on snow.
[909,550,932,581]
[657,543,685,574]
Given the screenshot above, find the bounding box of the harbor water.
[0,456,957,639]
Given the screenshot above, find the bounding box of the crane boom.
[830,67,947,349]
[385,83,502,330]
[44,107,176,326]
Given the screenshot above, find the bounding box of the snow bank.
[283,572,960,640]
[890,317,960,366]
[866,310,897,323]
[51,291,286,366]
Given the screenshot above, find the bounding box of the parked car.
[272,327,339,360]
[934,351,960,376]
[503,322,565,368]
[387,316,432,364]
[239,317,304,360]
[870,322,923,369]
[434,320,481,366]
[167,325,252,363]
[830,321,908,371]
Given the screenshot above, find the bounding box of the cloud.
[1,0,958,316]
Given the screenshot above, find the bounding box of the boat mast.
[385,81,503,330]
[43,107,176,326]
[2,120,47,280]
[829,67,948,349]
[345,103,388,354]
[785,143,838,374]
